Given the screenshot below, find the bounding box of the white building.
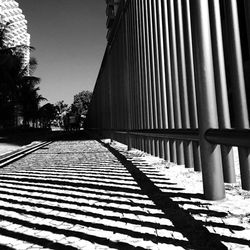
[0,0,30,70]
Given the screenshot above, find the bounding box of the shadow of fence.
[0,139,248,249]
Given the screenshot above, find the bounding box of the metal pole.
[148,0,162,131]
[143,0,154,155]
[148,0,159,157]
[156,0,170,160]
[129,1,137,147]
[152,0,164,157]
[190,0,225,200]
[137,0,147,152]
[107,53,114,142]
[224,0,250,190]
[123,8,133,150]
[140,0,151,154]
[175,0,193,169]
[131,1,139,133]
[244,0,250,55]
[134,0,143,150]
[209,0,236,183]
[182,0,202,172]
[168,0,185,165]
[146,0,157,156]
[127,2,133,134]
[162,0,177,163]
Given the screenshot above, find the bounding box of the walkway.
[0,138,249,249]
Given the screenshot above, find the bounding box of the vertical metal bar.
[152,0,167,159]
[141,0,150,154]
[107,54,114,141]
[190,0,225,200]
[133,0,142,150]
[146,0,157,155]
[224,0,249,127]
[143,0,154,155]
[123,8,132,150]
[152,0,163,131]
[151,0,163,157]
[175,0,193,169]
[120,30,126,138]
[162,0,177,163]
[224,0,250,190]
[133,1,140,148]
[126,2,133,148]
[129,1,137,146]
[141,0,151,153]
[117,39,122,132]
[137,0,146,152]
[209,0,236,183]
[146,0,158,156]
[155,0,168,130]
[148,0,161,130]
[182,0,202,172]
[113,48,118,132]
[168,0,185,165]
[244,0,250,56]
[156,0,170,160]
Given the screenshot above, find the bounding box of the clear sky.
[17,0,107,105]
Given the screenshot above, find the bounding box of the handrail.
[205,129,250,148]
[116,129,199,141]
[88,128,250,147]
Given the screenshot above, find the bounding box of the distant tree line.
[50,91,93,130]
[1,21,93,130]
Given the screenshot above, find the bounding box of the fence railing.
[86,0,250,201]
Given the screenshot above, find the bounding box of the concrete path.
[0,139,249,249]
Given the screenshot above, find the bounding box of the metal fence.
[86,0,250,201]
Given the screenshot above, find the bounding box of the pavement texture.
[0,138,249,249]
[0,129,51,156]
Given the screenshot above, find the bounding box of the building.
[0,0,30,69]
[105,0,121,40]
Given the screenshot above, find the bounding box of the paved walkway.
[0,139,249,249]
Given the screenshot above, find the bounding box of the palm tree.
[0,21,46,128]
[17,75,47,127]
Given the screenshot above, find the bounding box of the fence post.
[175,0,193,169]
[162,0,177,163]
[224,0,250,190]
[156,0,170,161]
[168,0,185,165]
[146,0,157,156]
[190,0,225,200]
[182,0,202,172]
[209,0,236,183]
[140,0,151,154]
[123,6,132,151]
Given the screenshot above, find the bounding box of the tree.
[38,103,57,128]
[0,21,46,128]
[54,100,68,115]
[18,75,47,127]
[16,57,47,127]
[73,90,92,116]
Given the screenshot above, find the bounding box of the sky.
[17,0,107,105]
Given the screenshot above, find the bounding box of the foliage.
[54,100,69,115]
[38,103,57,128]
[73,90,92,116]
[0,21,46,128]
